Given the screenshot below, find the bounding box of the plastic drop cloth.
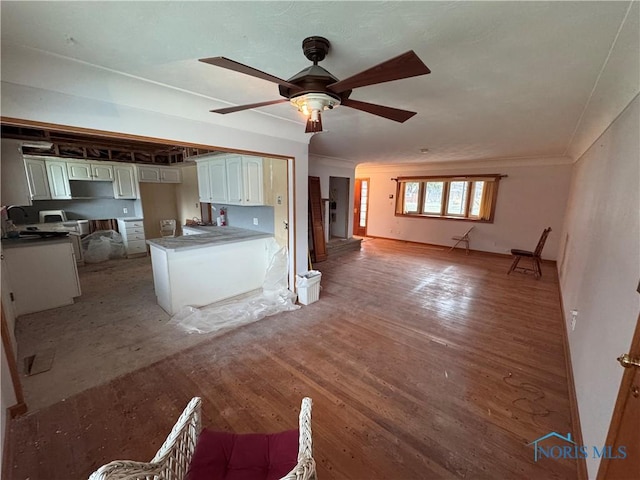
[81,230,126,263]
[169,241,299,334]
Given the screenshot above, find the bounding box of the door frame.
[597,310,640,479]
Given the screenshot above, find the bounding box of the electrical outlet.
[253,218,259,226]
[570,309,578,331]
[276,195,282,205]
[123,207,128,214]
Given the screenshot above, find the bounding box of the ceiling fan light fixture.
[305,113,323,133]
[291,92,340,123]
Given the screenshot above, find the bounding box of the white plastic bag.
[82,230,126,263]
[295,270,322,287]
[169,241,299,334]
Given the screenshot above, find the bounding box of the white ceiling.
[1,1,638,165]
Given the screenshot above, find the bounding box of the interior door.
[598,310,640,479]
[353,178,369,237]
[308,176,327,262]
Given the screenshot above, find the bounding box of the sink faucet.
[7,205,28,222]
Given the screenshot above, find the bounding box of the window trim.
[395,174,503,223]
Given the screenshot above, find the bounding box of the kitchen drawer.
[126,241,147,256]
[123,227,145,235]
[127,233,146,242]
[122,221,144,229]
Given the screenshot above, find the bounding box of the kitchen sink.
[2,231,70,241]
[19,230,70,238]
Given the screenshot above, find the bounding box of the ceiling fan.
[199,37,431,133]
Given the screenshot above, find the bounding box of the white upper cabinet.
[45,160,72,199]
[195,155,264,206]
[160,168,182,183]
[24,157,51,201]
[197,159,229,203]
[242,156,264,206]
[196,161,212,203]
[67,160,114,181]
[92,163,114,181]
[112,164,139,199]
[137,165,182,183]
[225,156,244,204]
[209,159,229,203]
[67,162,92,180]
[137,165,162,182]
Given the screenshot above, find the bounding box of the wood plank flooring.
[4,238,577,479]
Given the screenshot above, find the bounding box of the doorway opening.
[329,176,350,240]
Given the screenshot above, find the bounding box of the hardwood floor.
[4,238,577,479]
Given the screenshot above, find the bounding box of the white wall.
[176,165,201,235]
[558,95,640,477]
[357,159,573,259]
[308,155,356,240]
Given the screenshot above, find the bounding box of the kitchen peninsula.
[146,226,274,315]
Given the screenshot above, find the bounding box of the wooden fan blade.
[327,51,430,94]
[341,98,417,123]
[199,57,303,92]
[210,99,289,114]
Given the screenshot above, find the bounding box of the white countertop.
[146,226,272,252]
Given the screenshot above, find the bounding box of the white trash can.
[296,270,322,305]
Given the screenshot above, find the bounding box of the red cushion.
[185,428,299,480]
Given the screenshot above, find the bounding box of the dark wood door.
[598,311,640,479]
[308,176,327,263]
[353,178,369,237]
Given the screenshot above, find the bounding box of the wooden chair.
[449,226,474,255]
[88,397,316,480]
[507,227,552,279]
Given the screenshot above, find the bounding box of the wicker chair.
[88,397,316,480]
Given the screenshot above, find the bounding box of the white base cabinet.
[149,237,270,315]
[3,239,81,316]
[117,218,147,257]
